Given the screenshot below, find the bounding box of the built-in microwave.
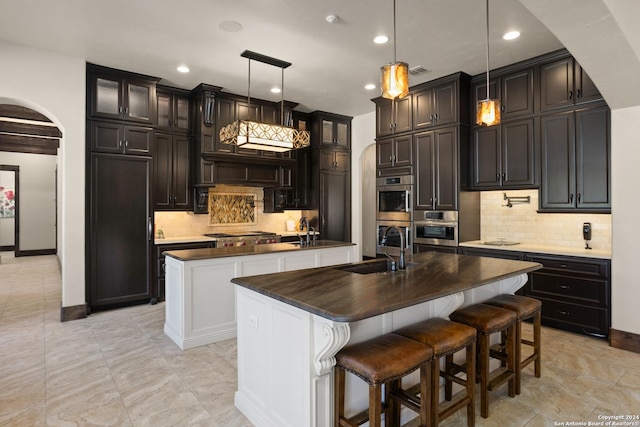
[376,175,413,222]
[414,211,458,247]
[376,220,413,256]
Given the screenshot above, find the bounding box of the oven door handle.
[405,191,411,212]
[415,221,458,227]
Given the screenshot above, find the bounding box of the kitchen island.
[163,240,356,349]
[231,252,541,427]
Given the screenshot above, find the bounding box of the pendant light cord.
[485,0,490,100]
[393,0,397,63]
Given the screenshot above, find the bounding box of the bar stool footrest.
[488,369,515,392]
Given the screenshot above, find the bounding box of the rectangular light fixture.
[220,120,310,152]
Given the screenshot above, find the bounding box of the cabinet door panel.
[502,119,535,187]
[377,139,394,169]
[376,101,394,137]
[472,126,501,188]
[540,58,574,112]
[153,133,173,209]
[394,135,413,168]
[576,106,610,209]
[433,83,456,125]
[541,113,575,209]
[156,92,172,130]
[334,151,350,172]
[575,65,601,104]
[413,89,435,129]
[126,81,152,122]
[414,132,435,209]
[320,150,337,169]
[212,97,235,154]
[90,154,151,307]
[90,121,122,153]
[322,120,334,145]
[94,76,122,118]
[174,96,191,132]
[335,122,350,149]
[123,126,153,155]
[434,127,457,210]
[502,69,534,118]
[172,135,192,209]
[320,170,350,241]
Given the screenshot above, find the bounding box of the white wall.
[611,106,640,335]
[0,40,86,308]
[351,111,376,261]
[0,152,57,250]
[0,169,15,247]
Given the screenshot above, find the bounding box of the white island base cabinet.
[163,245,356,350]
[235,274,528,427]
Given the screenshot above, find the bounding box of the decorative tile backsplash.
[209,193,256,225]
[480,189,612,251]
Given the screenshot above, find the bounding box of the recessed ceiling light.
[365,83,376,90]
[503,31,520,40]
[219,20,243,33]
[374,35,389,44]
[271,87,281,94]
[177,65,190,73]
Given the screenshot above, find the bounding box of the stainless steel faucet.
[381,226,406,270]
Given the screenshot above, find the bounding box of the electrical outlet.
[248,315,259,329]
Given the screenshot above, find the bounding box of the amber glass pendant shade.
[476,99,501,126]
[381,62,409,99]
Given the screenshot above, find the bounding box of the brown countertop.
[164,240,355,261]
[231,252,542,322]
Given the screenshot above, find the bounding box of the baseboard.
[15,248,56,257]
[609,328,640,354]
[0,245,14,251]
[60,303,88,322]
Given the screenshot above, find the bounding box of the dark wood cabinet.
[375,96,412,137]
[524,254,610,338]
[154,133,192,210]
[501,68,535,119]
[312,111,351,149]
[319,149,350,172]
[154,241,213,302]
[414,127,458,211]
[88,153,152,309]
[471,118,535,189]
[459,247,524,260]
[376,135,413,171]
[198,160,281,187]
[156,87,191,133]
[413,80,458,130]
[87,65,157,124]
[540,105,610,212]
[319,170,351,241]
[540,57,601,112]
[89,120,153,155]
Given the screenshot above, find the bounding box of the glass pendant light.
[381,0,409,100]
[477,0,501,126]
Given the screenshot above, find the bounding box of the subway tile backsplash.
[479,190,611,251]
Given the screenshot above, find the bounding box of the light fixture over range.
[380,0,409,99]
[476,0,501,126]
[219,50,310,152]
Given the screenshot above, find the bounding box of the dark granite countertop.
[231,252,542,322]
[163,240,355,261]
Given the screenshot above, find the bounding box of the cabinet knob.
[434,113,438,121]
[568,90,573,100]
[119,106,124,114]
[569,193,574,203]
[577,89,582,99]
[577,193,582,203]
[558,310,570,316]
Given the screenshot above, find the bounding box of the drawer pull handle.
[559,285,569,289]
[559,264,568,268]
[559,310,570,316]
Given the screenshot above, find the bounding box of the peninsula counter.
[231,252,541,427]
[163,241,355,349]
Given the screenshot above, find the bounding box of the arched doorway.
[0,104,61,256]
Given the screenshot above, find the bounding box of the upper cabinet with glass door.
[87,64,159,125]
[311,111,351,150]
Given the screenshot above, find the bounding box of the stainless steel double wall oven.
[376,175,413,256]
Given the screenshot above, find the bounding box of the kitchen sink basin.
[483,240,520,246]
[334,259,418,274]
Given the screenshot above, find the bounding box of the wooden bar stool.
[334,333,433,427]
[394,318,477,427]
[449,304,517,418]
[484,294,542,394]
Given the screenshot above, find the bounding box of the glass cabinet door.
[95,77,122,117]
[127,82,151,122]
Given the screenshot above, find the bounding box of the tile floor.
[1,252,639,426]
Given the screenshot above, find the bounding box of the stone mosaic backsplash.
[209,193,255,225]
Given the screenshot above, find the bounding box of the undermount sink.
[334,259,418,274]
[483,240,520,246]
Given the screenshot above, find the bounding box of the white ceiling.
[0,0,618,118]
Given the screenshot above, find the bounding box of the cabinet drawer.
[526,255,609,278]
[528,272,608,307]
[538,297,608,337]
